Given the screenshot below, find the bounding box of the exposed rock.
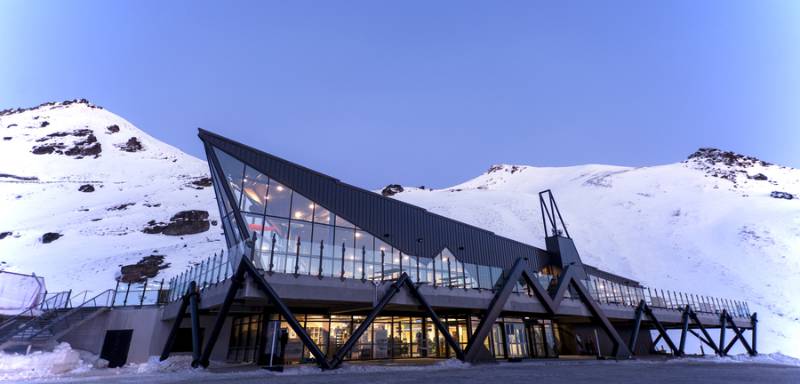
[78,184,95,192]
[116,137,144,152]
[381,184,404,197]
[770,191,794,200]
[41,232,62,244]
[108,203,135,211]
[106,124,120,134]
[487,164,504,174]
[688,148,770,168]
[188,177,212,189]
[0,173,38,181]
[0,232,11,240]
[6,123,17,128]
[64,134,101,157]
[748,173,768,181]
[40,121,50,128]
[117,255,170,283]
[2,137,10,141]
[32,143,63,155]
[143,210,210,236]
[0,99,101,117]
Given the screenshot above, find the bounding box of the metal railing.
[166,250,233,302]
[578,275,751,319]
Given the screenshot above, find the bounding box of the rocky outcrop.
[30,129,102,158]
[748,173,768,181]
[78,184,95,192]
[0,232,11,240]
[107,203,135,211]
[41,232,62,243]
[106,125,120,134]
[143,210,210,236]
[116,137,144,152]
[770,191,794,200]
[381,184,404,197]
[688,148,770,168]
[0,99,101,117]
[188,177,212,189]
[118,255,170,283]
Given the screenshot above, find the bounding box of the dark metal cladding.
[198,129,552,271]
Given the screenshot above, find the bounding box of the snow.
[1,101,798,359]
[0,343,92,381]
[391,162,800,357]
[0,101,223,295]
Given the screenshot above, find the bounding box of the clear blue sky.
[2,1,798,189]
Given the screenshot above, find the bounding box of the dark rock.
[40,121,49,128]
[770,191,794,200]
[0,232,11,240]
[188,177,212,189]
[0,173,39,181]
[748,173,768,181]
[117,137,144,152]
[78,184,95,192]
[32,144,60,154]
[108,203,135,211]
[7,123,17,128]
[117,255,170,283]
[41,232,62,243]
[688,148,771,168]
[106,124,120,134]
[143,210,210,236]
[381,184,404,197]
[3,137,10,141]
[487,164,504,174]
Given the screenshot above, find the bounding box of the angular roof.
[199,129,553,271]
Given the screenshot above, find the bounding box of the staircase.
[0,289,114,352]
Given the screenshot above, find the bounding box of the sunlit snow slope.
[390,159,800,357]
[0,100,223,294]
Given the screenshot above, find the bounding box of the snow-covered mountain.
[0,100,223,296]
[0,101,797,356]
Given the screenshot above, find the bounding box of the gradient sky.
[2,1,799,189]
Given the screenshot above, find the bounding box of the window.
[290,193,314,222]
[313,204,334,225]
[335,215,355,228]
[288,220,314,274]
[261,216,290,272]
[355,230,373,280]
[312,224,335,277]
[213,148,245,207]
[334,227,355,278]
[265,180,292,218]
[241,166,269,214]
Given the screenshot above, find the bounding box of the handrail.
[27,289,116,340]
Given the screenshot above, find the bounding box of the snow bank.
[0,343,92,381]
[665,353,800,367]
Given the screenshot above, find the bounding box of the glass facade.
[228,313,561,364]
[208,145,511,289]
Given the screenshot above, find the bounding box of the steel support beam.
[160,281,200,362]
[722,312,755,356]
[463,258,528,363]
[519,266,631,359]
[678,306,690,356]
[719,310,727,356]
[642,303,679,356]
[328,274,462,368]
[628,301,644,354]
[240,257,331,369]
[195,263,246,368]
[688,310,720,355]
[751,313,758,355]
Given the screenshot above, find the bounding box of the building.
[0,129,757,368]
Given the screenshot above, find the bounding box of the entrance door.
[100,329,133,368]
